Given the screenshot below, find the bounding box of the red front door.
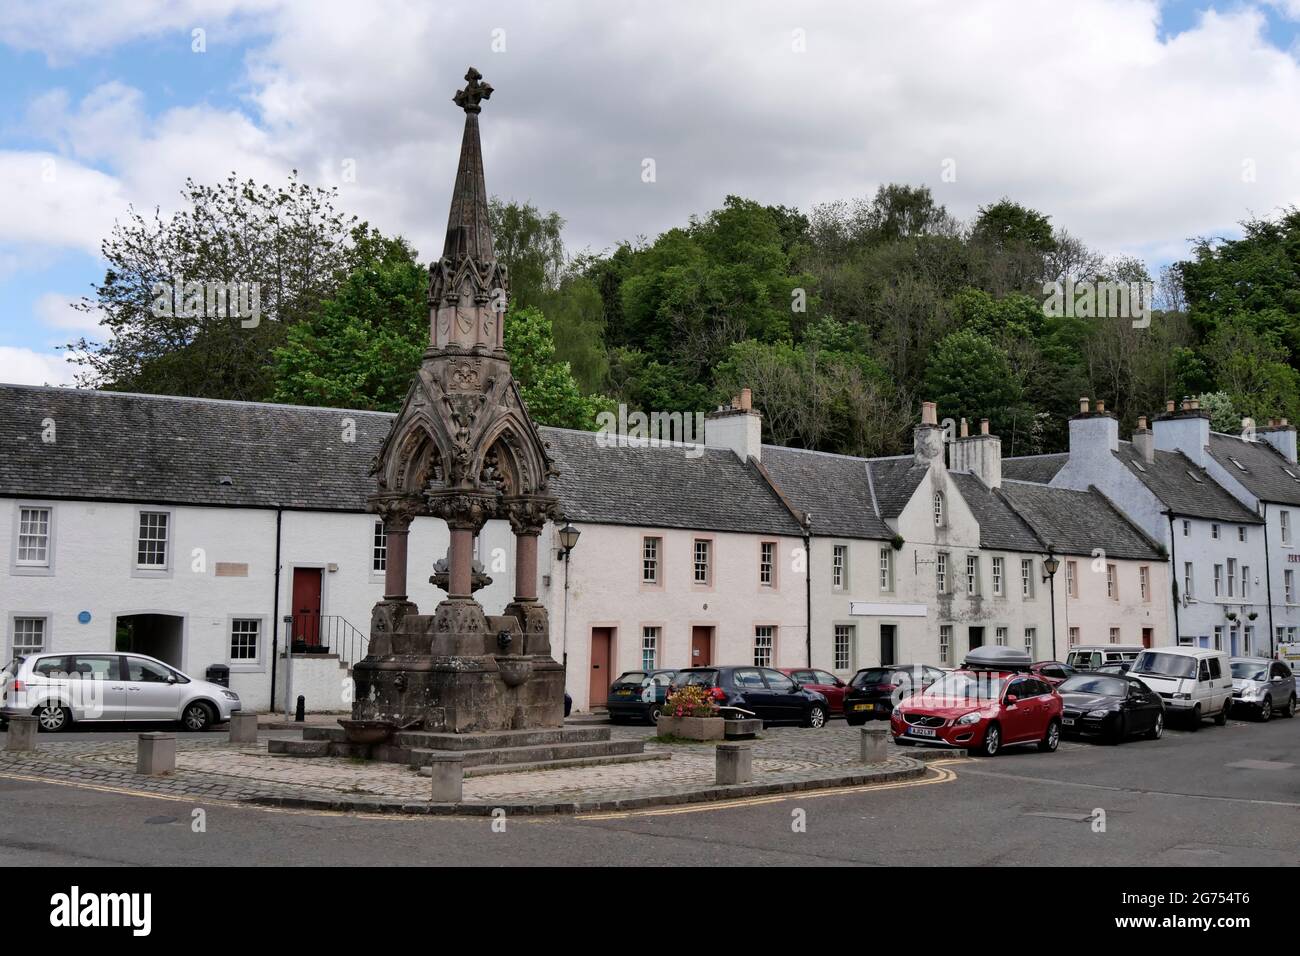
[691,626,713,666]
[292,568,322,646]
[589,628,613,708]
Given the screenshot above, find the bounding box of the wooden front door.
[1142,627,1153,649]
[880,625,897,666]
[292,568,323,646]
[691,626,713,667]
[589,627,613,707]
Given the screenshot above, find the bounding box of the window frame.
[227,615,266,671]
[6,613,49,661]
[753,625,776,667]
[132,507,174,578]
[11,502,56,576]
[692,536,714,589]
[641,536,662,588]
[371,519,387,574]
[879,547,893,593]
[833,623,854,672]
[759,540,777,589]
[641,625,660,671]
[831,543,848,591]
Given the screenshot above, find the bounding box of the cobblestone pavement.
[0,721,937,812]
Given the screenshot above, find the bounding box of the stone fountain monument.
[349,66,565,734]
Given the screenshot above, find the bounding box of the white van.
[1127,646,1232,729]
[1065,644,1145,671]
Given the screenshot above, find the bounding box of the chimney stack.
[1068,394,1118,457]
[951,414,1002,488]
[1256,417,1298,463]
[1133,416,1154,464]
[914,400,945,467]
[1153,395,1210,465]
[705,387,763,461]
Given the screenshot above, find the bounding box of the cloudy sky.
[1,0,1299,386]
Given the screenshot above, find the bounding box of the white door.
[123,656,182,720]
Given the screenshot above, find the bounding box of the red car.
[1029,661,1077,686]
[782,668,848,715]
[890,647,1063,757]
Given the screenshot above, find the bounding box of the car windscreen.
[1066,651,1102,669]
[671,670,718,688]
[851,668,892,688]
[1230,661,1267,681]
[613,672,648,686]
[922,672,1006,700]
[1058,675,1126,697]
[1132,652,1196,679]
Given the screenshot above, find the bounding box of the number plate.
[1062,717,1076,726]
[908,726,937,738]
[853,703,874,711]
[616,690,634,696]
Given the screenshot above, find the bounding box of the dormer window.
[934,492,945,527]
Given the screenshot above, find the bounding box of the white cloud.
[0,151,126,254]
[0,346,78,386]
[34,292,103,333]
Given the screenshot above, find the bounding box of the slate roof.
[760,445,893,540]
[1001,453,1067,483]
[866,456,928,518]
[947,472,1044,553]
[1206,432,1300,506]
[1114,441,1262,523]
[998,480,1162,561]
[0,384,804,537]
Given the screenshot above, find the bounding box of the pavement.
[0,712,1295,865]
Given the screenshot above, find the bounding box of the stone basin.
[496,656,533,687]
[338,719,397,745]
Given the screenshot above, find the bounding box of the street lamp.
[556,521,580,672]
[1041,554,1061,660]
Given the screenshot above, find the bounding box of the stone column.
[448,525,475,599]
[513,530,539,602]
[383,512,414,601]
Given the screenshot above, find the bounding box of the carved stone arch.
[478,414,551,498]
[381,415,450,497]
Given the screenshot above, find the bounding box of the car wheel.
[845,716,867,727]
[1214,702,1228,726]
[805,705,828,729]
[1187,704,1201,731]
[978,723,1001,757]
[1256,696,1272,722]
[34,703,71,732]
[1039,718,1061,752]
[1146,711,1164,740]
[1284,694,1297,718]
[646,704,662,725]
[181,701,214,732]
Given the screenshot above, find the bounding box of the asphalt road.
[0,715,1295,866]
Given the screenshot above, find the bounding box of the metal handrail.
[289,613,369,668]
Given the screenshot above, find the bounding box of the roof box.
[963,646,1032,672]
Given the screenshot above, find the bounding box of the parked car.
[0,651,240,732]
[781,668,848,715]
[1065,644,1144,671]
[606,668,677,724]
[889,647,1062,757]
[1127,646,1231,730]
[1029,661,1078,685]
[843,664,945,725]
[1057,672,1165,743]
[1228,657,1297,721]
[1091,661,1131,675]
[668,666,830,727]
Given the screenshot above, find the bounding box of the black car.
[1090,662,1131,675]
[843,664,946,725]
[606,668,677,723]
[668,666,830,727]
[1057,673,1164,743]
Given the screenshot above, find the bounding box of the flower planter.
[657,715,725,741]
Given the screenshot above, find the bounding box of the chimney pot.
[1181,396,1192,412]
[1095,400,1105,413]
[980,418,990,435]
[739,387,752,411]
[959,417,969,438]
[921,401,938,427]
[1137,416,1148,430]
[1166,399,1175,413]
[1281,418,1290,427]
[1079,397,1090,413]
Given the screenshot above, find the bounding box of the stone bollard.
[715,742,753,785]
[860,725,890,764]
[228,712,259,744]
[4,715,39,752]
[136,732,176,776]
[427,752,464,803]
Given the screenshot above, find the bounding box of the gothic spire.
[443,67,496,264]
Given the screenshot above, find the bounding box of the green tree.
[272,238,426,411]
[922,329,1023,437]
[504,306,616,429]
[68,172,384,401]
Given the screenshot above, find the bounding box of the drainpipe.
[1262,502,1276,656]
[803,516,813,668]
[1167,512,1180,643]
[269,508,283,712]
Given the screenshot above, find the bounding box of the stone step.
[267,739,331,757]
[419,751,669,778]
[395,726,611,751]
[409,738,644,768]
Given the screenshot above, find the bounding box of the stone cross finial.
[453,67,493,113]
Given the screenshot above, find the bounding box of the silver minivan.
[0,652,240,732]
[1128,646,1232,729]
